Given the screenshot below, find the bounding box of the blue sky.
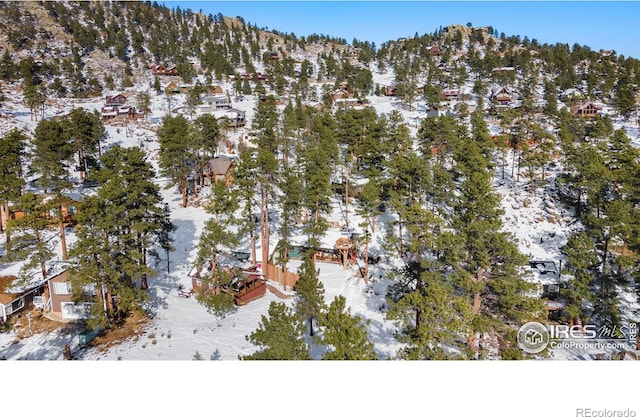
[161,1,640,59]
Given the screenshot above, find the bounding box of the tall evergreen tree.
[158,115,192,207]
[241,302,309,360]
[9,193,53,281]
[295,256,326,337]
[319,295,377,360]
[0,129,27,249]
[31,118,75,260]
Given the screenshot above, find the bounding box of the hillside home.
[151,64,177,76]
[218,109,246,128]
[101,105,144,121]
[9,192,81,226]
[570,102,603,118]
[490,86,514,106]
[526,259,565,319]
[105,93,127,107]
[441,89,461,100]
[204,156,234,186]
[384,84,397,97]
[165,82,195,94]
[0,276,34,323]
[191,265,266,306]
[491,66,516,74]
[202,94,231,110]
[204,85,224,94]
[427,45,442,56]
[334,98,364,109]
[42,270,94,321]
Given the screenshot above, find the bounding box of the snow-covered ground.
[2,53,640,366]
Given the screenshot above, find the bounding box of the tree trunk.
[58,213,68,261]
[0,201,7,232]
[192,165,199,198]
[181,185,188,208]
[40,257,47,279]
[260,185,269,270]
[106,290,115,321]
[78,150,85,183]
[397,214,403,258]
[344,172,349,227]
[250,228,256,265]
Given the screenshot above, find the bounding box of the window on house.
[53,281,72,295]
[196,279,202,287]
[7,297,24,314]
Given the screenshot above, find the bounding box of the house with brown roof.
[0,276,30,322]
[570,102,603,118]
[204,156,234,186]
[384,84,397,96]
[427,45,442,56]
[105,93,127,107]
[442,89,462,100]
[151,64,178,76]
[490,86,514,106]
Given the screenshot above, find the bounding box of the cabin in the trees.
[441,89,462,100]
[427,45,442,56]
[105,93,127,107]
[203,94,232,110]
[334,98,364,109]
[204,156,234,186]
[332,89,353,101]
[570,102,603,118]
[218,109,246,128]
[191,264,266,306]
[526,259,565,320]
[165,82,195,94]
[151,64,177,76]
[384,84,397,97]
[101,105,144,121]
[490,86,514,106]
[42,270,94,321]
[8,192,81,226]
[266,50,280,60]
[0,276,33,323]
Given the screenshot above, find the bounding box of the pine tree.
[295,256,326,337]
[319,296,377,360]
[278,166,303,273]
[158,115,192,207]
[190,113,223,195]
[157,203,176,274]
[31,118,75,260]
[0,129,27,250]
[65,108,104,183]
[561,232,599,323]
[9,193,54,281]
[234,148,258,264]
[241,302,309,360]
[31,118,74,193]
[103,145,164,262]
